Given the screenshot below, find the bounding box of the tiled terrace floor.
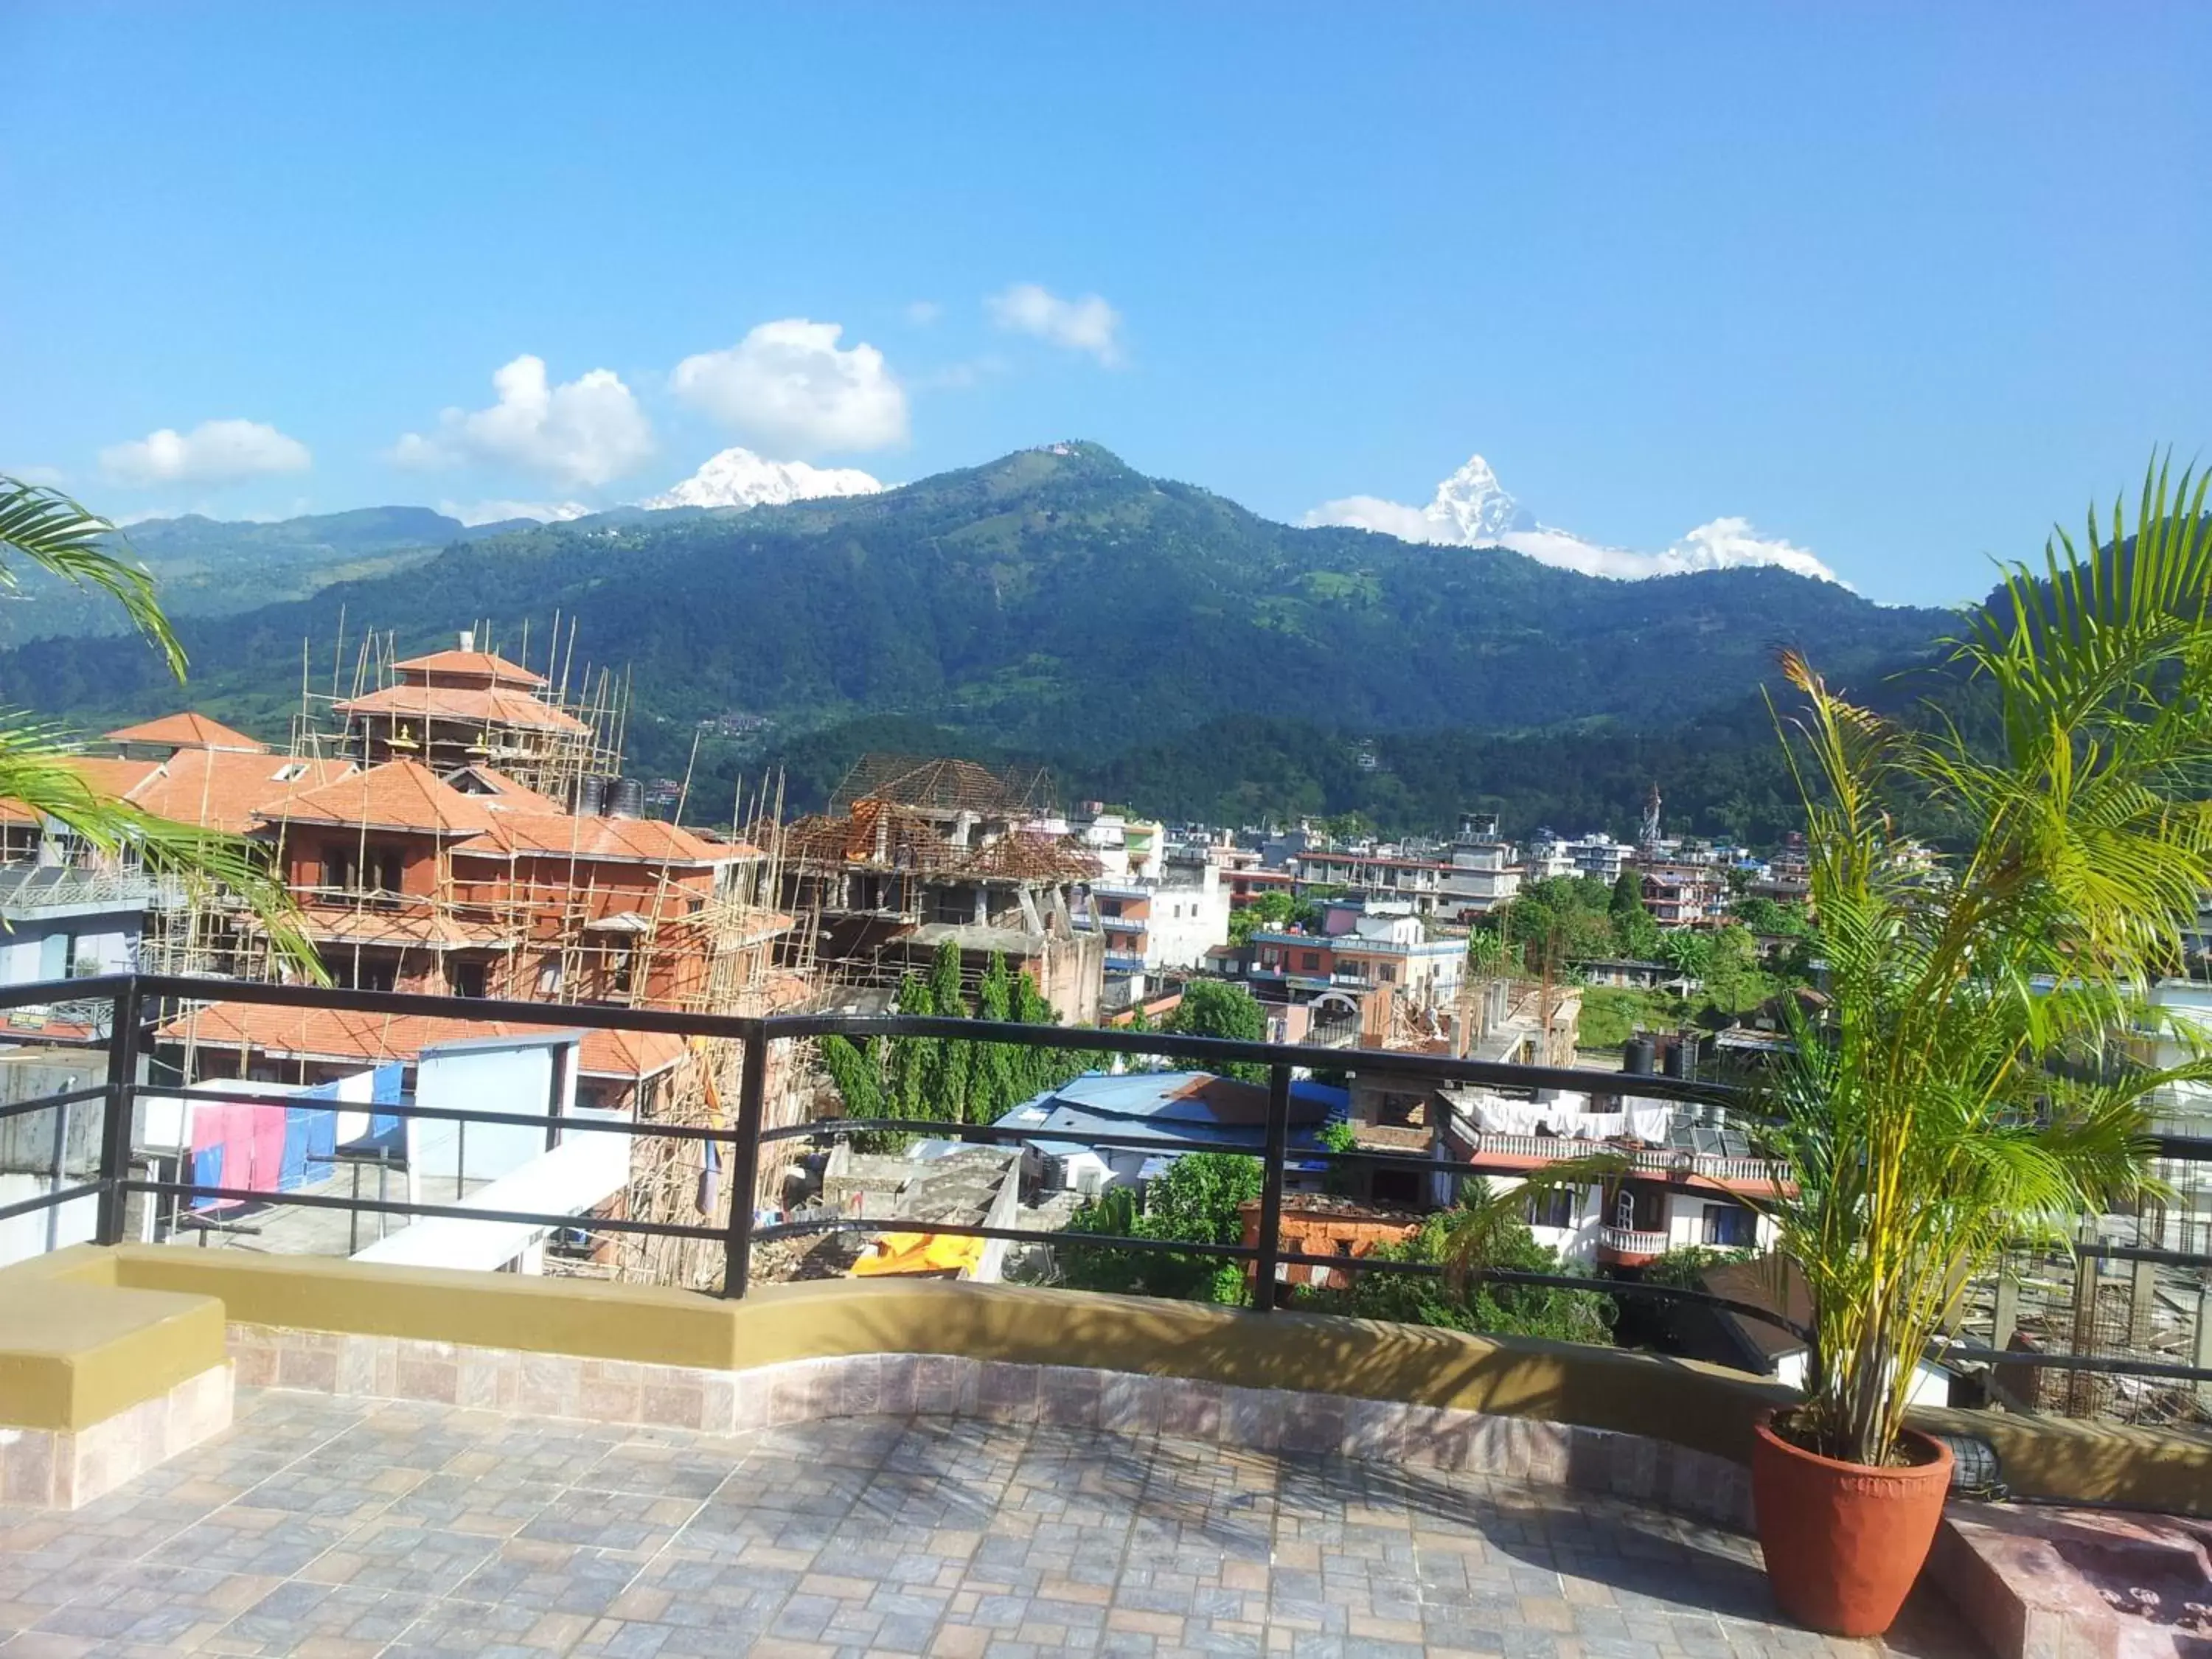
[0,1388,1980,1658]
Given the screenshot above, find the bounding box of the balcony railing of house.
[1470,1132,1792,1187]
[1597,1224,1672,1259]
[1,972,2210,1406]
[0,866,184,914]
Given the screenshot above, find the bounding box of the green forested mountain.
[1,442,1958,838]
[0,504,501,646]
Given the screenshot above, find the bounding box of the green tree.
[1608,869,1645,923]
[1498,876,1617,973]
[823,950,1087,1133]
[1301,1208,1613,1343]
[1057,1152,1261,1303]
[0,479,315,973]
[1164,978,1270,1083]
[1696,924,1773,1018]
[1226,888,1320,946]
[1761,460,2212,1467]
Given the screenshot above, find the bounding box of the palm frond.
[0,479,184,679]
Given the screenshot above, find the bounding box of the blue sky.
[3,4,2205,604]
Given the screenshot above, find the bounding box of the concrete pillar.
[2195,1287,2211,1408]
[1992,1269,2018,1352]
[2129,1256,2159,1347]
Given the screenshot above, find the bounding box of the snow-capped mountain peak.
[641,447,886,512]
[1426,453,1539,543]
[1304,453,1844,586]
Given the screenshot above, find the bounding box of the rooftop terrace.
[0,1384,1980,1658]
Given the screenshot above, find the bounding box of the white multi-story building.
[1439,813,1520,920]
[1082,860,1232,1001]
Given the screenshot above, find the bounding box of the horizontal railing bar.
[0,1180,103,1224]
[137,973,768,1043]
[761,1117,1337,1165]
[133,974,1735,1105]
[122,1179,727,1242]
[2075,1241,2212,1268]
[763,1116,1790,1186]
[0,974,130,1015]
[0,1084,110,1124]
[748,1214,1258,1262]
[123,1085,740,1147]
[1938,1345,2212,1382]
[761,1011,1741,1103]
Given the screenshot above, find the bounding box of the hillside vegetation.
[1,443,1957,838]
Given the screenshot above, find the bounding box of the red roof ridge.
[105,712,269,753]
[390,648,549,688]
[268,757,498,835]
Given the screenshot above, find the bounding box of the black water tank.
[1663,1039,1694,1082]
[572,774,608,817]
[608,777,644,819]
[1624,1036,1656,1075]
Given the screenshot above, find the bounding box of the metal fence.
[1,971,2208,1417]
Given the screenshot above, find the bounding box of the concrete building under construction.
[0,632,821,1292]
[773,755,1106,1024]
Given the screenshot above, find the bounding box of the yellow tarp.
[849,1231,984,1277]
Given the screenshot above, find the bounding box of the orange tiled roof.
[445,766,567,814]
[268,759,498,835]
[131,751,353,835]
[69,757,166,800]
[159,1000,689,1080]
[283,902,519,950]
[333,684,589,734]
[104,712,270,752]
[391,648,548,689]
[467,813,760,866]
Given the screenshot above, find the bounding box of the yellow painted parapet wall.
[3,1245,2208,1516]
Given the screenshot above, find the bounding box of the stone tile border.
[228,1323,1753,1528]
[0,1361,232,1509]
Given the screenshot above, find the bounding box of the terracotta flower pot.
[1750,1411,1952,1637]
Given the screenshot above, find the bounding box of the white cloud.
[6,465,69,488]
[987,283,1123,366]
[99,420,311,487]
[670,319,907,455]
[1304,454,1845,585]
[1304,494,1439,545]
[439,498,594,526]
[905,299,942,325]
[393,355,653,489]
[640,446,884,512]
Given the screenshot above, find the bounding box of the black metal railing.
[1,972,2208,1394]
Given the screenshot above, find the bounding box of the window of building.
[330,955,396,992]
[1379,964,1397,984]
[451,959,488,998]
[1703,1203,1757,1248]
[1527,1187,1578,1230]
[536,958,563,995]
[1301,951,1321,972]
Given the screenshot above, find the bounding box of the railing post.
[720,1027,769,1299]
[1252,1062,1290,1312]
[94,977,143,1246]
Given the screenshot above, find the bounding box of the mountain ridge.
[1,442,1954,834]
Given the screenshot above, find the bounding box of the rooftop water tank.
[608,777,644,820]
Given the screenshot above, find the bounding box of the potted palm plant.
[1752,462,2212,1635]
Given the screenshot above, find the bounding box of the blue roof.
[993,1069,1348,1162]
